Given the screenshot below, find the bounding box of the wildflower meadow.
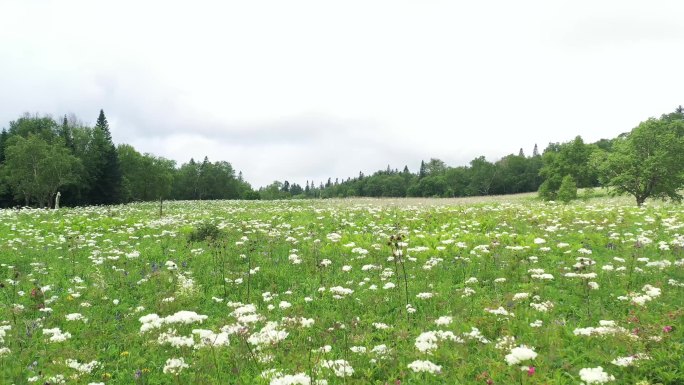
[1,196,683,384]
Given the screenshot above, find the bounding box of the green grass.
[0,197,682,384]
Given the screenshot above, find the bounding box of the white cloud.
[0,0,682,186]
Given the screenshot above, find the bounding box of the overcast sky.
[1,1,682,187]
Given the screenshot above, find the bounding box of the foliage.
[87,110,122,205]
[0,197,683,384]
[187,221,222,243]
[595,113,684,206]
[2,107,684,207]
[118,144,176,202]
[557,175,577,203]
[538,136,599,200]
[289,151,544,200]
[1,134,81,207]
[0,112,256,208]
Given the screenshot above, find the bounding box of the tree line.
[0,110,256,208]
[1,107,682,208]
[261,106,684,206]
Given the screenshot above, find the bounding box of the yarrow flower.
[578,366,614,384]
[407,360,442,374]
[320,359,354,377]
[505,345,537,365]
[163,357,189,375]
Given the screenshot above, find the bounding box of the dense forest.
[0,107,682,208]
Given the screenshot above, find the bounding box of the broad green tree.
[538,136,598,200]
[118,144,176,202]
[3,135,81,207]
[595,114,684,206]
[467,156,497,195]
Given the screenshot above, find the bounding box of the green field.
[1,197,683,384]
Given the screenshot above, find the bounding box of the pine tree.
[0,128,8,163]
[518,148,525,157]
[403,165,410,174]
[533,144,539,157]
[60,115,74,151]
[88,109,122,204]
[96,109,113,142]
[419,160,427,178]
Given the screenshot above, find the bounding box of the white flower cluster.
[610,353,649,367]
[269,372,311,385]
[407,359,441,374]
[43,327,71,343]
[578,366,614,384]
[65,359,99,373]
[505,345,537,365]
[320,359,354,377]
[163,357,189,375]
[248,322,289,346]
[495,335,516,350]
[415,330,463,353]
[139,311,208,332]
[176,273,198,297]
[157,329,195,348]
[230,303,264,324]
[573,320,634,338]
[617,284,661,306]
[329,286,354,298]
[463,327,490,344]
[65,313,88,322]
[513,292,530,301]
[281,317,315,328]
[288,254,302,264]
[564,272,598,279]
[422,257,443,270]
[326,232,342,242]
[530,300,554,313]
[485,307,514,317]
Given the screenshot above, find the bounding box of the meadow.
[0,196,682,385]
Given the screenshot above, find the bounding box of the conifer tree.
[0,128,7,163]
[88,109,122,204]
[60,115,74,151]
[533,144,539,157]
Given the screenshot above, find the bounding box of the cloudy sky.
[1,1,682,187]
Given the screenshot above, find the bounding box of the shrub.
[188,221,221,243]
[557,175,578,203]
[538,180,556,201]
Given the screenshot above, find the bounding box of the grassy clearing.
[0,197,682,384]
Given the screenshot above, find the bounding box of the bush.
[557,175,578,203]
[188,221,221,243]
[538,180,556,201]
